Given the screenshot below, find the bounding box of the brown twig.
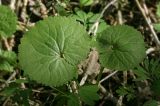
[37,0,48,18]
[9,0,16,10]
[21,0,28,23]
[135,0,160,48]
[0,71,17,91]
[1,37,11,51]
[146,47,156,54]
[117,2,123,25]
[88,0,117,35]
[99,70,118,84]
[2,97,10,106]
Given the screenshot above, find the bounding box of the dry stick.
[79,74,88,86]
[1,71,17,105]
[1,37,11,51]
[21,0,28,23]
[71,81,78,94]
[2,97,10,106]
[117,5,123,24]
[99,70,118,84]
[135,0,160,48]
[10,0,16,10]
[123,71,127,85]
[37,0,48,18]
[146,47,156,54]
[28,0,42,17]
[15,0,22,15]
[88,0,117,35]
[0,71,17,91]
[116,96,123,106]
[99,92,119,106]
[117,71,127,106]
[98,72,120,106]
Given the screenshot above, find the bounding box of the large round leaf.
[0,5,17,37]
[97,25,145,70]
[19,17,90,86]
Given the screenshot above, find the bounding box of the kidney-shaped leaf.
[19,17,90,86]
[97,25,145,70]
[0,5,17,37]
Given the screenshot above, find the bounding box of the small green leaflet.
[67,94,80,106]
[133,66,150,81]
[18,16,90,87]
[156,2,160,17]
[0,86,17,97]
[0,50,17,72]
[0,61,14,72]
[80,0,93,6]
[78,85,99,106]
[116,85,135,101]
[154,2,160,32]
[71,10,109,34]
[135,59,160,81]
[151,79,160,96]
[96,25,146,70]
[0,5,17,37]
[153,24,160,32]
[143,100,158,106]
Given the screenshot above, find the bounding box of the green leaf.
[67,94,80,106]
[87,12,109,34]
[87,13,100,23]
[80,0,93,6]
[78,85,99,106]
[0,86,17,97]
[142,59,160,80]
[18,16,90,87]
[151,79,160,95]
[143,100,158,106]
[150,60,160,80]
[55,95,68,106]
[13,79,29,84]
[0,50,17,65]
[0,61,14,72]
[73,10,87,23]
[0,5,17,37]
[156,2,160,17]
[116,86,128,96]
[153,24,160,32]
[116,85,135,101]
[12,89,31,106]
[97,22,109,33]
[89,21,109,34]
[71,10,109,35]
[133,66,149,81]
[96,25,146,70]
[0,50,17,72]
[55,5,70,16]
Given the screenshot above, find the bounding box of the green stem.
[51,86,66,95]
[96,66,104,84]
